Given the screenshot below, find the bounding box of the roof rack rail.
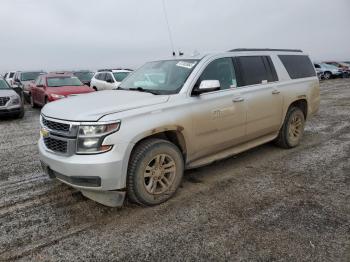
[229,48,303,53]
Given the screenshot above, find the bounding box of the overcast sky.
[0,0,349,73]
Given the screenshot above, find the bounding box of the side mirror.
[192,80,220,96]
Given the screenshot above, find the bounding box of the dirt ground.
[0,79,349,261]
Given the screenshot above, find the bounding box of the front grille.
[44,137,68,153]
[42,118,70,132]
[0,97,10,106]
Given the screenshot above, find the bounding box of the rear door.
[234,56,283,139]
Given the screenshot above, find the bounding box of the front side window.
[47,77,83,87]
[119,59,199,95]
[197,58,237,90]
[0,79,11,89]
[113,72,130,82]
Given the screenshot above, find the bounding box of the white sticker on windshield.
[176,61,197,69]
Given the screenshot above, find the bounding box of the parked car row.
[0,69,132,111]
[314,61,350,80]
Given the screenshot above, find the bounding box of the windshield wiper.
[119,86,159,95]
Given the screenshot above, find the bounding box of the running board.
[187,133,278,169]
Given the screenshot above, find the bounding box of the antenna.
[161,0,175,56]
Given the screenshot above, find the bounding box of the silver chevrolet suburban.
[39,49,320,207]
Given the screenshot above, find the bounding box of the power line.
[161,0,175,56]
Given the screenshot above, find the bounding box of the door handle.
[233,97,244,102]
[272,90,280,95]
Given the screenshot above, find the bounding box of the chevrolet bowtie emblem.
[40,128,49,138]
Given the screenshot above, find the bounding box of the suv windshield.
[73,72,94,81]
[0,79,11,89]
[47,77,83,87]
[113,72,130,82]
[119,59,199,95]
[21,72,43,81]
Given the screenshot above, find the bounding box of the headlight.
[76,122,120,154]
[9,95,20,105]
[51,94,66,99]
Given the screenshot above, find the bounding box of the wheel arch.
[288,99,308,119]
[129,126,188,162]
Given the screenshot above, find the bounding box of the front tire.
[275,107,305,149]
[127,139,184,206]
[323,71,331,80]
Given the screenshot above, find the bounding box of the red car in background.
[29,73,95,107]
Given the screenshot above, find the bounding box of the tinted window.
[9,72,14,78]
[98,73,106,81]
[235,56,278,86]
[105,73,114,82]
[95,73,101,80]
[279,55,316,79]
[314,64,320,68]
[198,58,237,90]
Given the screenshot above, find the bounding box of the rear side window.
[279,55,316,79]
[234,56,278,86]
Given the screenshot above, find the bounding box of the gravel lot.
[0,79,349,261]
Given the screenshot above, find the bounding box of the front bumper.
[38,138,130,191]
[0,105,22,116]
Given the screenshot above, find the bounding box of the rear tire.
[127,138,184,206]
[275,107,305,149]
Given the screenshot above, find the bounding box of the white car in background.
[4,71,17,86]
[90,69,132,91]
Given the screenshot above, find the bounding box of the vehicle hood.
[0,89,17,97]
[47,85,93,95]
[42,90,170,121]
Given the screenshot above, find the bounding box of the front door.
[189,57,246,160]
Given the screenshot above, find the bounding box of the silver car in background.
[0,77,24,118]
[314,63,342,80]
